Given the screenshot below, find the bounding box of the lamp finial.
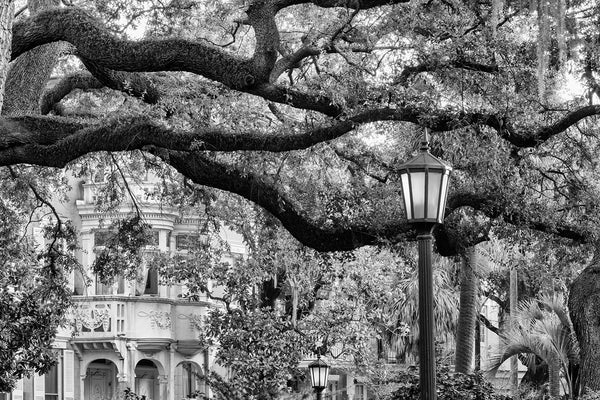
[420,128,430,152]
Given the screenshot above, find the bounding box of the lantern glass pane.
[319,366,329,387]
[426,170,442,220]
[410,171,426,220]
[437,172,450,222]
[309,365,329,388]
[400,172,412,220]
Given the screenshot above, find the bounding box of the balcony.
[71,296,209,342]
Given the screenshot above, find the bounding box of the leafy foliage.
[200,307,308,400]
[91,215,153,284]
[389,366,510,400]
[0,170,75,391]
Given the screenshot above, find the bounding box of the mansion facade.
[2,171,244,400]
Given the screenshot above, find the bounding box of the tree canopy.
[2,0,599,255]
[4,0,600,394]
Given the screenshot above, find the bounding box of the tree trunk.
[2,0,62,117]
[0,0,14,112]
[510,268,518,398]
[569,256,600,393]
[548,353,560,399]
[455,247,478,374]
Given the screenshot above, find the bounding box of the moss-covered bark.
[569,256,600,393]
[0,0,14,112]
[3,0,62,116]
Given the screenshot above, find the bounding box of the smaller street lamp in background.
[398,129,452,400]
[308,355,330,400]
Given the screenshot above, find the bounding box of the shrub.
[579,389,600,400]
[389,366,510,400]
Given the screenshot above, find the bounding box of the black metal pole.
[315,388,324,400]
[418,226,436,400]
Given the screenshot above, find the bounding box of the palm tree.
[487,293,580,399]
[455,246,485,374]
[392,254,459,362]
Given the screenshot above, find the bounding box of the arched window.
[174,362,204,399]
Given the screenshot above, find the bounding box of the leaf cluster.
[200,307,309,400]
[388,366,510,400]
[91,215,152,284]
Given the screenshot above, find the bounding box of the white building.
[3,169,245,400]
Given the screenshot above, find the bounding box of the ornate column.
[63,350,75,400]
[117,374,129,394]
[127,342,137,389]
[79,374,87,400]
[158,375,169,400]
[168,345,175,400]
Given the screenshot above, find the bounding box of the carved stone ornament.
[138,310,171,329]
[72,303,111,332]
[177,313,203,331]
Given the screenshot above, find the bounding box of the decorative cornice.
[72,295,212,307]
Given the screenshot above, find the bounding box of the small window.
[44,364,59,400]
[94,230,114,247]
[93,166,105,183]
[96,278,113,295]
[325,382,338,400]
[354,384,364,400]
[176,235,193,250]
[144,267,158,295]
[148,230,160,247]
[73,269,85,295]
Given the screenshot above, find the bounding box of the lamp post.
[308,355,330,400]
[398,130,452,400]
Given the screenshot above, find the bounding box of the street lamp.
[398,129,452,400]
[308,356,330,400]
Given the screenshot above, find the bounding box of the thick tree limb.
[275,0,410,10]
[12,8,257,90]
[40,72,103,115]
[394,59,500,86]
[2,100,599,158]
[270,45,320,82]
[247,1,279,82]
[0,115,357,154]
[0,115,591,252]
[162,150,410,251]
[448,190,588,244]
[78,57,161,104]
[247,83,343,116]
[11,7,343,116]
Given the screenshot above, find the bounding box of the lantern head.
[398,133,452,225]
[308,357,330,390]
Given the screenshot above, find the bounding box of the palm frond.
[487,292,580,398]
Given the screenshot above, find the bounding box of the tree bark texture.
[455,247,478,374]
[510,268,518,398]
[548,353,560,399]
[0,0,14,112]
[3,0,63,116]
[569,257,600,393]
[3,42,64,116]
